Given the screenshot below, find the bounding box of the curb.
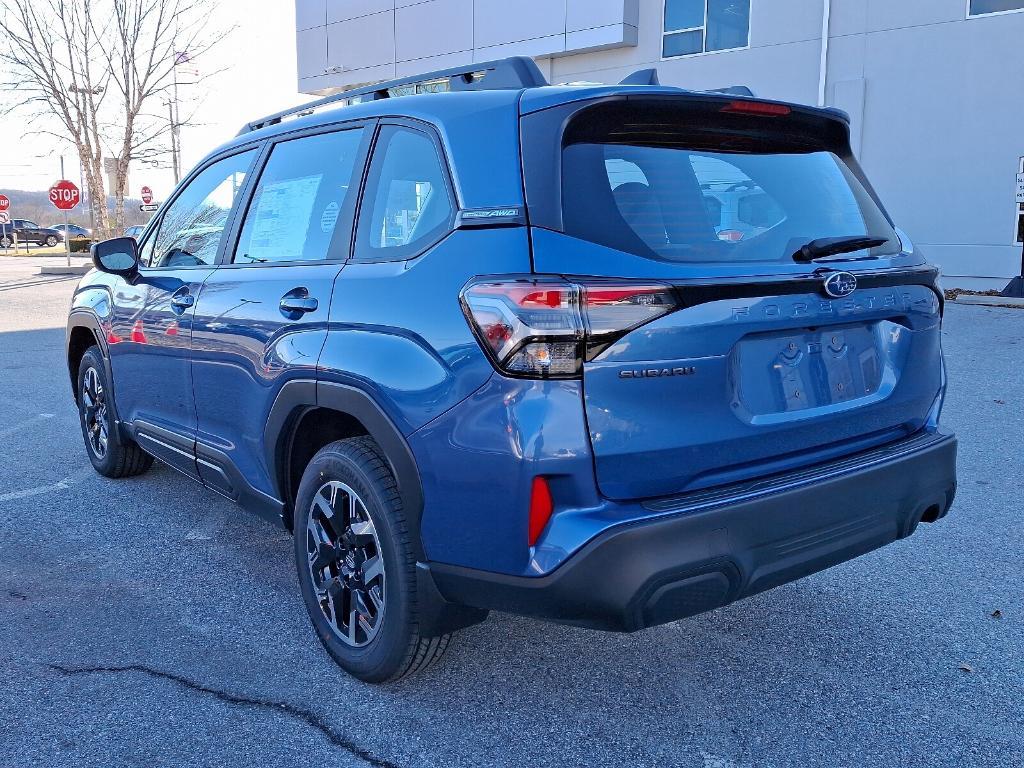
[954,294,1024,308]
[39,265,91,276]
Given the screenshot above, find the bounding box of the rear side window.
[560,104,899,265]
[234,128,365,264]
[354,125,454,262]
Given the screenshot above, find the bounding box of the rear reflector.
[721,100,792,117]
[528,476,554,547]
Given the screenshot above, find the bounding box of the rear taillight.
[461,279,677,379]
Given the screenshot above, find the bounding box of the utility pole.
[169,98,180,183]
[169,51,187,184]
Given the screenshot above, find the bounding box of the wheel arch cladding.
[66,317,104,403]
[266,380,425,551]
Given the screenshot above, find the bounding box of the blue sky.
[0,0,306,198]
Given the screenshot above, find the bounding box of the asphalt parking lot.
[0,255,1021,768]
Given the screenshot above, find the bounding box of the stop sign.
[0,194,9,212]
[49,180,81,211]
[141,186,153,205]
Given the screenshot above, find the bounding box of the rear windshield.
[561,110,900,265]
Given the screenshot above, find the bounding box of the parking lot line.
[0,466,94,503]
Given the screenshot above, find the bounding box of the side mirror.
[91,237,140,277]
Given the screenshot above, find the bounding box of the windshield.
[562,142,900,265]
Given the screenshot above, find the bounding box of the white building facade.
[295,0,1024,288]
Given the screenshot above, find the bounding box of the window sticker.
[320,201,340,234]
[245,174,322,262]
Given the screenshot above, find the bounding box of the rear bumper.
[427,430,957,632]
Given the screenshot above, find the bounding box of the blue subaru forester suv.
[68,58,957,682]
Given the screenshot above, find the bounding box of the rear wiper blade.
[791,236,891,264]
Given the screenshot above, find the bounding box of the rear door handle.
[280,290,318,316]
[170,291,195,312]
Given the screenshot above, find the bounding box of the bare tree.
[0,0,227,239]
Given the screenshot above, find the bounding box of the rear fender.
[263,379,424,549]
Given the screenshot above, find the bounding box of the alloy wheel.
[81,367,109,459]
[306,481,386,648]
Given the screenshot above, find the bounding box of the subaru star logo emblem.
[822,271,858,298]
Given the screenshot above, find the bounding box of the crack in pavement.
[48,664,401,768]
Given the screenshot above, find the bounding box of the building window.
[968,0,1024,17]
[663,0,750,58]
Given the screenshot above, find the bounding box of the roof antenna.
[619,68,660,86]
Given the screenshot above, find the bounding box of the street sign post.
[49,172,80,267]
[0,200,8,254]
[141,186,154,205]
[140,203,159,212]
[0,195,10,253]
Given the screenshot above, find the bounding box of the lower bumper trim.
[428,432,957,632]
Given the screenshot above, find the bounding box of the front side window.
[234,128,365,264]
[147,150,255,268]
[969,0,1024,16]
[663,0,750,58]
[355,125,454,262]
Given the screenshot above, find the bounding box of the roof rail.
[239,56,548,135]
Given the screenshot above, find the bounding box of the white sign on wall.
[1016,172,1024,204]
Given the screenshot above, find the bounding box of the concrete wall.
[826,1,1024,286]
[294,0,1024,286]
[296,0,639,93]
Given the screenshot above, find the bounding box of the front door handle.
[170,291,195,312]
[280,289,318,316]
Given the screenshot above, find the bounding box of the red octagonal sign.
[49,180,81,211]
[0,194,10,212]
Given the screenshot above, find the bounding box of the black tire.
[77,347,153,478]
[0,237,11,248]
[293,436,450,683]
[45,235,59,247]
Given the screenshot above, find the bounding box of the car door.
[107,147,259,477]
[190,123,372,508]
[21,220,40,243]
[15,220,38,243]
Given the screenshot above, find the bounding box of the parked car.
[1,219,62,247]
[123,226,145,240]
[49,223,92,239]
[66,57,957,684]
